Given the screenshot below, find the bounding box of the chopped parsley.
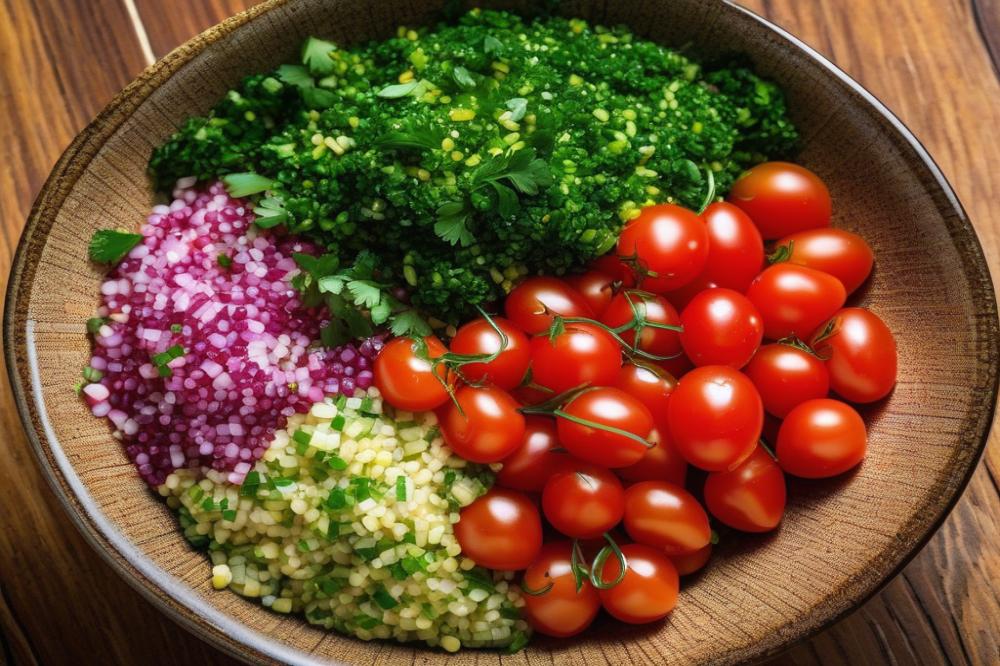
[88,229,142,264]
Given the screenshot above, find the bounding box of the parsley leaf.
[301,37,337,76]
[389,310,432,337]
[222,172,273,198]
[506,97,528,122]
[376,81,419,98]
[376,125,441,152]
[452,66,476,89]
[253,196,288,228]
[483,35,504,56]
[88,230,142,264]
[276,64,314,90]
[491,182,519,217]
[434,202,474,246]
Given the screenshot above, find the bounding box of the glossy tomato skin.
[671,544,712,576]
[617,428,687,486]
[497,416,571,492]
[811,308,897,403]
[746,264,847,340]
[505,277,595,335]
[374,336,450,411]
[557,388,654,468]
[777,398,867,478]
[601,290,682,359]
[530,323,621,393]
[776,228,874,295]
[727,162,831,239]
[680,288,763,368]
[744,343,830,417]
[441,385,525,463]
[655,351,695,379]
[591,253,636,287]
[700,202,765,291]
[622,481,712,555]
[598,544,679,623]
[455,488,542,570]
[449,317,531,390]
[704,445,786,532]
[667,366,763,472]
[566,271,617,317]
[613,363,676,427]
[521,541,601,637]
[665,276,719,311]
[616,204,709,292]
[542,464,625,539]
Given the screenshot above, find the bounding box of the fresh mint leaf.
[88,230,142,264]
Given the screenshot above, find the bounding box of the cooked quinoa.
[160,389,528,651]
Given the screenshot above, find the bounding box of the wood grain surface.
[0,1,997,664]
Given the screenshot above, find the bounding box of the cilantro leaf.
[222,172,273,198]
[347,280,383,309]
[88,230,142,264]
[434,202,474,246]
[389,310,432,337]
[452,66,476,89]
[301,37,337,76]
[302,86,338,109]
[277,64,314,90]
[376,126,441,152]
[377,81,419,98]
[506,97,528,122]
[483,35,504,56]
[491,181,519,218]
[253,196,288,228]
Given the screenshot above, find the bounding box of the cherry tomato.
[727,162,831,239]
[777,398,867,478]
[680,288,763,368]
[591,253,636,287]
[566,271,616,317]
[455,488,542,570]
[667,365,763,471]
[622,481,711,555]
[746,264,846,340]
[699,202,765,291]
[612,362,676,428]
[542,464,625,539]
[505,277,595,335]
[617,428,687,486]
[704,445,786,532]
[511,383,553,406]
[557,387,654,468]
[616,204,709,292]
[497,417,571,492]
[601,290,682,360]
[597,543,679,623]
[374,336,450,411]
[440,385,525,463]
[670,544,712,576]
[811,307,897,403]
[521,542,601,637]
[578,529,630,562]
[530,323,621,394]
[744,343,830,417]
[655,352,695,379]
[775,228,874,294]
[449,317,530,390]
[665,276,719,311]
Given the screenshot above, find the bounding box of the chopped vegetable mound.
[160,389,527,651]
[150,9,797,322]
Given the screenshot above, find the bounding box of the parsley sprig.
[292,251,431,344]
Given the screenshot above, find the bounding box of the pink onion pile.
[83,181,381,486]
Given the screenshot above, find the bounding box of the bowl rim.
[4,1,998,664]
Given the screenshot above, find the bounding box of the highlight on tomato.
[773,227,874,295]
[566,270,617,317]
[727,161,831,239]
[699,201,765,292]
[374,335,451,411]
[744,342,830,417]
[597,543,679,624]
[554,387,655,468]
[440,385,525,463]
[497,416,570,492]
[679,287,763,369]
[612,362,677,427]
[616,203,709,292]
[449,316,531,390]
[505,276,595,334]
[521,541,601,638]
[811,307,898,403]
[455,487,543,570]
[745,263,846,340]
[704,444,786,532]
[542,464,625,539]
[622,480,712,556]
[776,398,867,478]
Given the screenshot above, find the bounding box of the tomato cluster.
[373,162,898,638]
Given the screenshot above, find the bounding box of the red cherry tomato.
[680,288,763,368]
[622,481,711,555]
[497,417,571,492]
[455,488,542,570]
[811,308,897,403]
[542,464,625,539]
[616,204,709,292]
[598,543,679,623]
[601,290,682,360]
[566,271,616,317]
[440,385,526,463]
[670,544,712,576]
[777,398,867,478]
[775,228,874,294]
[511,383,553,406]
[449,317,530,390]
[617,428,687,486]
[530,323,621,394]
[521,541,601,637]
[699,202,765,291]
[557,387,654,468]
[744,343,830,417]
[505,277,595,335]
[665,276,719,311]
[667,365,763,471]
[727,162,831,239]
[612,362,676,428]
[655,352,695,379]
[746,264,846,340]
[591,253,636,287]
[374,336,450,411]
[704,445,786,532]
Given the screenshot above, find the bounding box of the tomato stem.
[570,539,590,593]
[550,409,655,449]
[519,578,554,596]
[767,239,794,264]
[696,166,716,215]
[589,532,628,590]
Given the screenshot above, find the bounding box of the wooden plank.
[132,0,262,57]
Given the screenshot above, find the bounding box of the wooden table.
[1,1,997,664]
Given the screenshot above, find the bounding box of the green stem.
[696,167,716,215]
[589,533,628,590]
[551,409,654,449]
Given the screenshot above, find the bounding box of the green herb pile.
[151,9,796,324]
